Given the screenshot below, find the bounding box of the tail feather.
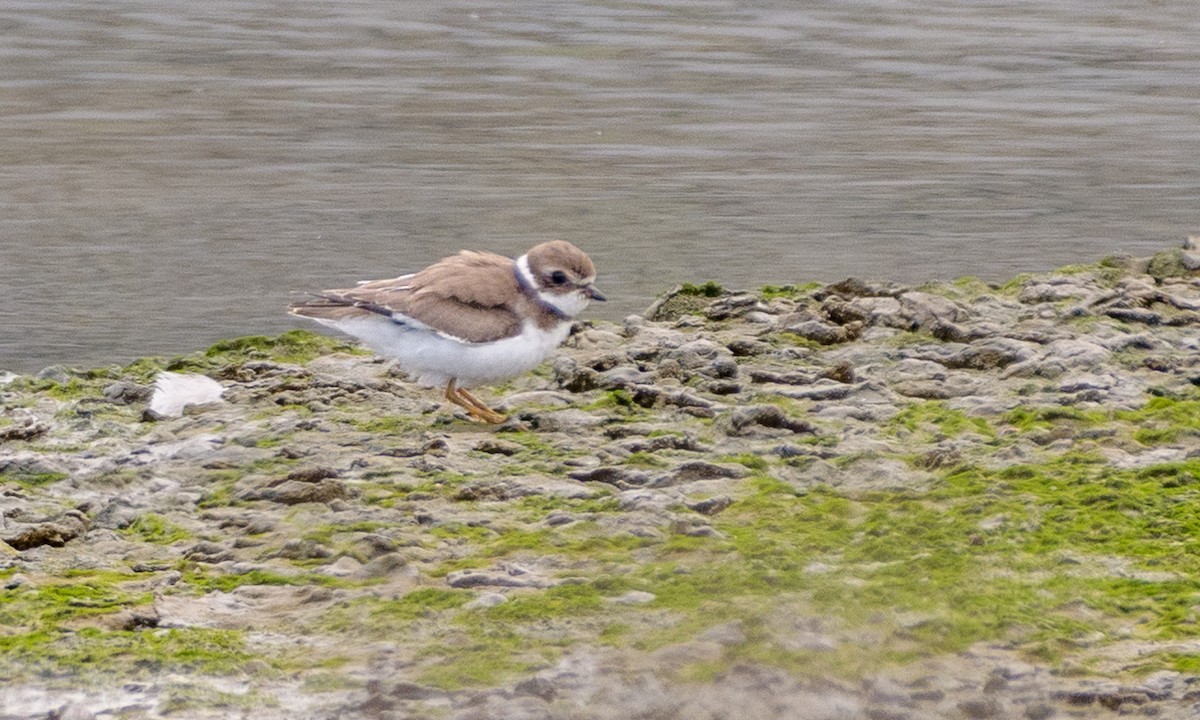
[289,292,395,321]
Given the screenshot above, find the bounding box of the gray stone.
[608,590,656,605]
[724,405,816,436]
[244,479,348,505]
[568,466,651,489]
[900,290,965,327]
[514,676,558,701]
[938,338,1035,370]
[50,702,96,720]
[446,570,551,589]
[782,318,863,345]
[662,461,747,484]
[1,510,88,550]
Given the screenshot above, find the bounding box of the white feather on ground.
[149,372,225,417]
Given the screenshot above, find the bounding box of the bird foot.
[444,381,508,425]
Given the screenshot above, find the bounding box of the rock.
[568,467,652,489]
[662,339,739,380]
[937,338,1034,370]
[514,676,558,702]
[284,466,341,483]
[726,338,773,356]
[597,366,656,389]
[103,380,153,404]
[37,365,71,383]
[699,621,746,646]
[91,500,141,531]
[662,461,748,484]
[779,380,865,401]
[644,283,730,322]
[367,679,444,701]
[1146,247,1192,280]
[1022,703,1055,720]
[1019,282,1090,304]
[608,590,656,605]
[685,495,733,515]
[781,318,863,345]
[615,432,706,454]
[527,409,604,433]
[931,319,989,343]
[1106,307,1162,325]
[1,509,88,550]
[446,569,551,589]
[817,277,905,299]
[454,480,527,501]
[552,357,599,392]
[473,439,523,456]
[184,541,235,563]
[900,291,965,327]
[822,361,857,384]
[824,296,903,327]
[957,697,1002,718]
[465,592,508,609]
[0,419,51,442]
[703,293,763,320]
[748,367,818,385]
[244,479,348,505]
[49,702,96,720]
[275,539,334,560]
[322,555,364,577]
[723,405,816,436]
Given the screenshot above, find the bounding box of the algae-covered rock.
[8,244,1200,719]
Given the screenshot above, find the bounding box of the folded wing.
[289,250,524,343]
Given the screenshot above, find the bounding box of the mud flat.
[7,244,1200,719]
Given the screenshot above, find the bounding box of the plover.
[289,240,604,423]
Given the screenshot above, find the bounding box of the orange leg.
[444,379,507,424]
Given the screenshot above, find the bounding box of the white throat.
[516,254,590,319]
[539,289,590,318]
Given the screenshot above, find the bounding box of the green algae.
[623,451,669,468]
[678,281,724,297]
[180,567,345,594]
[582,388,639,411]
[0,573,149,630]
[123,513,192,544]
[888,401,996,440]
[189,330,364,369]
[325,588,474,630]
[301,520,390,546]
[0,569,274,684]
[1002,395,1200,449]
[480,452,1200,680]
[718,453,771,471]
[648,282,725,321]
[348,414,426,434]
[758,283,820,301]
[43,445,1195,693]
[512,494,620,518]
[1,470,69,488]
[0,627,262,682]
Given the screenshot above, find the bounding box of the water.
[2,0,1198,373]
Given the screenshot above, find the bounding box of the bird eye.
[549,270,568,285]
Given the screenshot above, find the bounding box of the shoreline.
[5,244,1200,718]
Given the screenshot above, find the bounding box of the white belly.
[320,316,573,388]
